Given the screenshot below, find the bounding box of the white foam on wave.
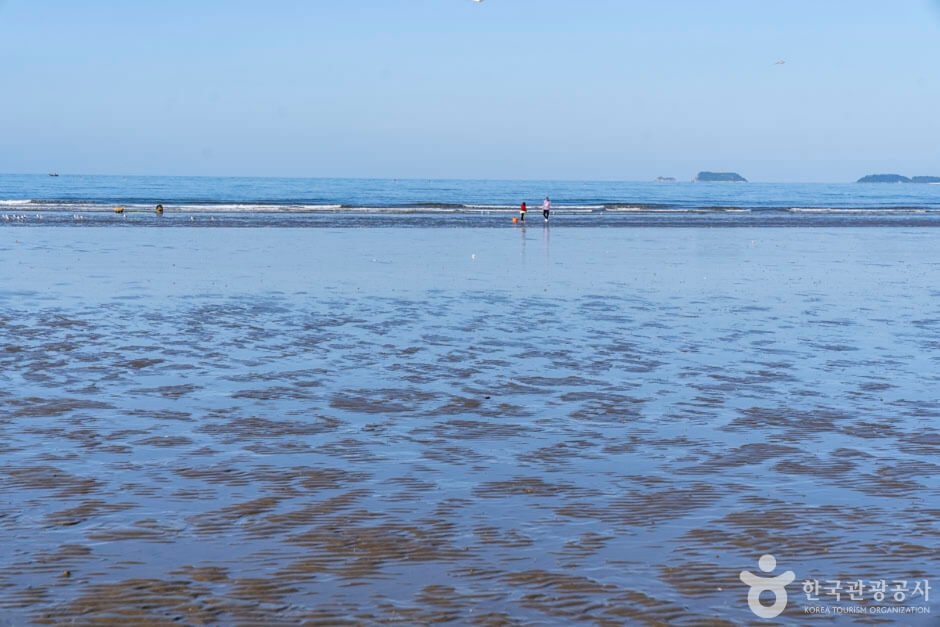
[19,203,348,213]
[464,204,518,210]
[351,207,460,213]
[541,206,602,213]
[0,200,33,206]
[607,206,751,213]
[297,204,344,211]
[788,207,929,214]
[607,207,683,212]
[175,203,343,212]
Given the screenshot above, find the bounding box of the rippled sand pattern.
[0,227,938,624]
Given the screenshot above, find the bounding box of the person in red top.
[519,202,527,223]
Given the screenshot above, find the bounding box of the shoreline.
[5,209,940,229]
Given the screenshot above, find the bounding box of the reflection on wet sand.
[1,230,938,623]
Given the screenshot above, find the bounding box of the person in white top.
[542,197,551,222]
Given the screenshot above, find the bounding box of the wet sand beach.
[0,226,937,624]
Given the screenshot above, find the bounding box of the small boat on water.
[48,173,59,177]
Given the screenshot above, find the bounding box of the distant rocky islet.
[857,174,940,183]
[653,172,939,184]
[653,172,749,182]
[693,171,747,182]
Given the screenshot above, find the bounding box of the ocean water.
[2,174,940,228]
[0,177,938,623]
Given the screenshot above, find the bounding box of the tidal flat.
[0,225,937,624]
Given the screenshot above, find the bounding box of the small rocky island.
[655,176,677,182]
[694,171,747,182]
[857,174,940,183]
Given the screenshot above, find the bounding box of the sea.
[2,173,940,227]
[1,174,937,624]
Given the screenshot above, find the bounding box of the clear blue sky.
[1,0,938,182]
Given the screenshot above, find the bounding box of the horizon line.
[0,172,902,185]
